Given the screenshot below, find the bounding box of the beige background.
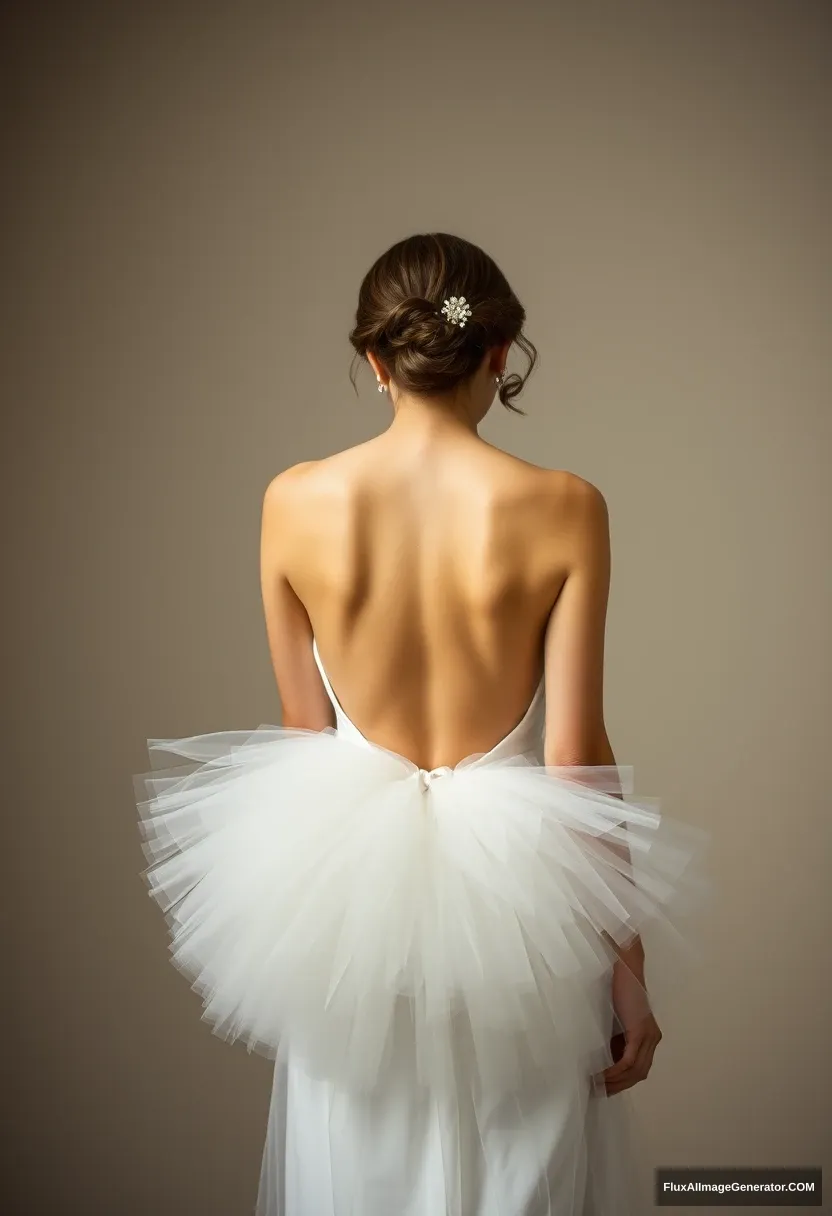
[4,1,830,1212]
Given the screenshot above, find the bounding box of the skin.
[260,342,662,1095]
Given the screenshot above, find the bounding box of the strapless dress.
[134,637,708,1215]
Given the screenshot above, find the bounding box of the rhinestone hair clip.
[440,296,473,327]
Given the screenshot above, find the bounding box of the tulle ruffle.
[135,725,708,1098]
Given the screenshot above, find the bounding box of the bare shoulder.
[263,460,320,504]
[486,445,606,512]
[556,469,608,523]
[261,460,327,529]
[260,453,362,568]
[522,461,608,531]
[262,438,376,502]
[519,468,609,591]
[554,474,610,570]
[260,462,324,563]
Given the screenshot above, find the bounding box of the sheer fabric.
[135,637,708,1214]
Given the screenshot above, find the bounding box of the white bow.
[416,765,453,792]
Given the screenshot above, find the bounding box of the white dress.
[135,637,708,1215]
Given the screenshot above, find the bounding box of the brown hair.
[348,233,538,416]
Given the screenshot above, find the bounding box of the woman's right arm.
[542,475,612,770]
[541,481,645,963]
[541,477,661,1091]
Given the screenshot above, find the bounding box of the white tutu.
[135,722,708,1101]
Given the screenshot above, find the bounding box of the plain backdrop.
[3,1,830,1212]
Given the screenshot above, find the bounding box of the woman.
[136,233,706,1215]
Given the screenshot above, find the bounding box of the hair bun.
[381,297,447,350]
[348,233,537,415]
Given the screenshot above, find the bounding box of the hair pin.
[440,296,472,327]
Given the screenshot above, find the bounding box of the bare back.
[260,427,612,771]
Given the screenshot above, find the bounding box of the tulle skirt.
[134,724,708,1103]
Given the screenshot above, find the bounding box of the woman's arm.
[260,467,335,731]
[540,478,646,975]
[542,476,612,768]
[594,724,646,980]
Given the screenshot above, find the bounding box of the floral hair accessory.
[440,296,473,327]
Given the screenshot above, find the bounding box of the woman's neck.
[386,397,481,439]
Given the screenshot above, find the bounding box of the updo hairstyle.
[348,232,537,415]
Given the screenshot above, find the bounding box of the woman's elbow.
[544,724,615,768]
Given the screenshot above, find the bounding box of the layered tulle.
[135,725,707,1098]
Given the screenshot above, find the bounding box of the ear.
[488,342,511,374]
